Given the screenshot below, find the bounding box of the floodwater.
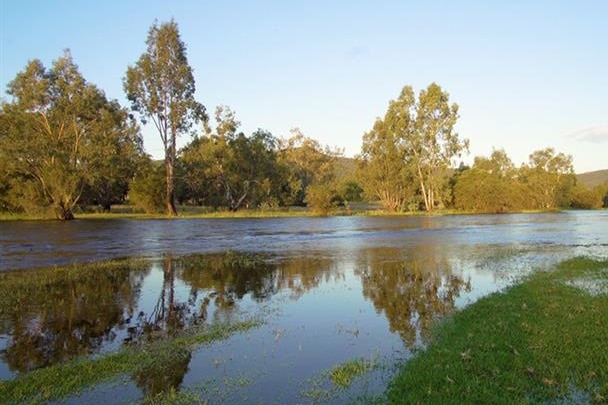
[0,211,607,403]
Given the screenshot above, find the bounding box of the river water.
[0,211,606,403]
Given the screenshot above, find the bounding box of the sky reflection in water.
[0,211,606,403]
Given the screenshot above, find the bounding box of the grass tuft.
[329,358,375,389]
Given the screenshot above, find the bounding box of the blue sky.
[1,1,607,172]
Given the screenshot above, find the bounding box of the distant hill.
[577,169,608,188]
[334,156,357,181]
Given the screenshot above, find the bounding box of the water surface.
[0,211,606,403]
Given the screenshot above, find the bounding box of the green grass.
[2,203,592,221]
[0,319,262,404]
[329,358,376,389]
[387,257,608,404]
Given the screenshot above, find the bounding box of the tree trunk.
[56,203,75,220]
[165,156,177,216]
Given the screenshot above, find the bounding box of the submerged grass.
[329,358,376,389]
[301,356,381,404]
[0,319,262,404]
[387,256,608,404]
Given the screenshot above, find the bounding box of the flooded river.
[0,211,606,403]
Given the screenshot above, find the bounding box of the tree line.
[1,20,606,219]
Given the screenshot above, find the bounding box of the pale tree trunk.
[165,158,177,216]
[165,131,178,216]
[417,163,432,213]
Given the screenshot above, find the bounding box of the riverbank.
[387,257,608,404]
[0,204,595,221]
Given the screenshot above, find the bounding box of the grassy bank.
[0,319,261,404]
[2,207,585,221]
[387,257,608,404]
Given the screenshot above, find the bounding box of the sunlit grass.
[387,257,608,404]
[329,358,376,389]
[2,204,589,221]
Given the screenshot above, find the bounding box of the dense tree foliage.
[0,51,142,219]
[411,83,467,212]
[358,116,416,211]
[1,30,603,218]
[453,148,591,213]
[179,106,284,210]
[358,84,468,213]
[278,128,340,207]
[124,20,206,216]
[519,148,575,209]
[454,149,524,213]
[128,158,166,214]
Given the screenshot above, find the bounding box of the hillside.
[577,169,608,188]
[334,156,357,181]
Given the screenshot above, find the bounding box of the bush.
[128,164,166,214]
[304,184,336,215]
[570,184,602,209]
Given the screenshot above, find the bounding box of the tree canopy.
[1,25,601,218]
[0,51,142,219]
[124,20,206,216]
[358,83,468,213]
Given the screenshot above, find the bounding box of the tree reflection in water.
[356,247,471,347]
[0,248,469,399]
[0,261,148,373]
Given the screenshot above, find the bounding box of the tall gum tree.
[521,147,575,209]
[359,83,467,213]
[410,83,467,213]
[358,116,415,212]
[124,20,206,216]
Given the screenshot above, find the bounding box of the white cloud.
[566,125,608,143]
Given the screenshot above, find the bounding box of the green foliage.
[129,158,166,214]
[409,83,468,212]
[593,182,608,208]
[520,147,575,209]
[0,51,141,219]
[336,179,364,204]
[79,101,143,211]
[358,83,467,213]
[179,106,284,211]
[454,149,525,213]
[454,148,584,213]
[387,257,608,404]
[357,116,415,212]
[570,184,603,209]
[124,20,206,216]
[304,183,337,215]
[329,358,375,389]
[278,128,339,206]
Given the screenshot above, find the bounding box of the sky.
[1,0,607,173]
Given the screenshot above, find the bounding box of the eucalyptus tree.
[80,100,143,211]
[358,83,466,213]
[409,83,467,213]
[124,20,206,216]
[520,147,575,209]
[180,106,283,210]
[278,128,338,207]
[454,149,524,213]
[357,89,417,211]
[1,51,141,219]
